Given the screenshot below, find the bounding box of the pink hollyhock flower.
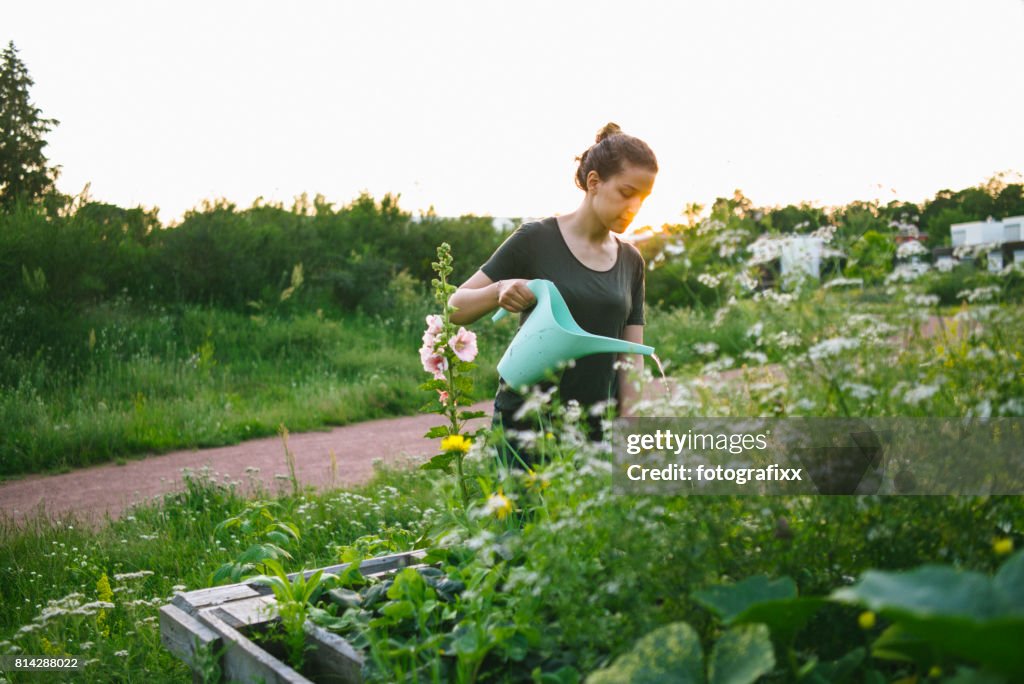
[448,327,478,363]
[437,390,449,406]
[422,352,448,380]
[425,314,443,336]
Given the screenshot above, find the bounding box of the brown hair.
[574,122,658,192]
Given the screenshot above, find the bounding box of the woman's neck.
[558,200,610,246]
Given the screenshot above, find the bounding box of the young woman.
[448,123,657,463]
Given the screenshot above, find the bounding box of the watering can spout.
[491,279,654,388]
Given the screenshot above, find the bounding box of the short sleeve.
[480,224,534,281]
[626,253,646,326]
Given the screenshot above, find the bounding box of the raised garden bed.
[160,549,427,683]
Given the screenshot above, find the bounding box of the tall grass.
[0,299,511,478]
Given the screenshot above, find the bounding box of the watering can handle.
[491,280,542,322]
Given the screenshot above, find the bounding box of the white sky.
[5,1,1024,229]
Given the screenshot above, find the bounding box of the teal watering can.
[491,279,654,389]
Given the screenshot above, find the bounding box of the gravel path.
[0,401,493,529]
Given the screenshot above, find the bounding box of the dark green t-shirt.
[481,216,646,412]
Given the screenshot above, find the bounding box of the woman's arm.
[617,325,645,417]
[448,270,537,326]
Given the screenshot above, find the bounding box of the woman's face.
[588,163,656,234]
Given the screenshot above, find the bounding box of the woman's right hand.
[496,279,537,313]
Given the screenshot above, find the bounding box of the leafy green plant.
[250,559,333,671]
[209,500,300,584]
[833,549,1024,681]
[587,621,774,684]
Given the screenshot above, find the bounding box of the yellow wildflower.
[928,666,943,679]
[857,610,876,630]
[525,469,550,491]
[96,573,113,637]
[993,537,1014,556]
[485,491,514,520]
[440,435,471,453]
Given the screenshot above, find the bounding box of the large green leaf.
[832,560,1024,678]
[801,647,865,684]
[708,624,775,684]
[993,550,1024,612]
[694,575,797,623]
[943,668,1009,684]
[586,622,704,684]
[869,623,936,665]
[730,597,826,645]
[831,566,1003,620]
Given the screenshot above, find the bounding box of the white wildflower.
[791,398,817,412]
[896,240,928,258]
[697,272,723,288]
[902,384,940,405]
[742,351,769,365]
[807,337,860,360]
[999,398,1024,416]
[694,341,719,357]
[903,293,940,308]
[513,385,558,421]
[841,383,877,400]
[956,286,999,303]
[823,277,864,289]
[770,330,801,349]
[113,570,154,582]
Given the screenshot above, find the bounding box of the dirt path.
[0,401,494,529]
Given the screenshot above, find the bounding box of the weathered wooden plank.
[173,582,266,612]
[199,607,312,684]
[159,603,220,672]
[303,622,364,684]
[305,549,427,581]
[216,595,279,631]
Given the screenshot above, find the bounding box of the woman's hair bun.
[596,122,623,143]
[574,122,658,192]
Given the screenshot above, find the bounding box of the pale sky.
[5,1,1024,229]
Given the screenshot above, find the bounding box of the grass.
[0,299,512,479]
[0,462,445,682]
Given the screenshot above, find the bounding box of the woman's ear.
[586,169,602,193]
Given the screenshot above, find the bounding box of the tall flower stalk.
[419,242,485,509]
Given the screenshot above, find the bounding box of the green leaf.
[307,605,346,631]
[870,623,936,665]
[694,575,797,623]
[421,452,454,472]
[833,565,1024,678]
[458,410,486,420]
[380,599,415,620]
[994,550,1024,612]
[831,566,1002,620]
[802,647,864,684]
[586,622,704,684]
[730,597,826,645]
[265,530,291,546]
[452,622,483,657]
[708,624,775,684]
[327,587,363,610]
[424,425,451,439]
[943,667,1009,684]
[536,666,581,684]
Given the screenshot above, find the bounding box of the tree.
[0,41,59,210]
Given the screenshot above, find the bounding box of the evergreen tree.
[0,41,59,210]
